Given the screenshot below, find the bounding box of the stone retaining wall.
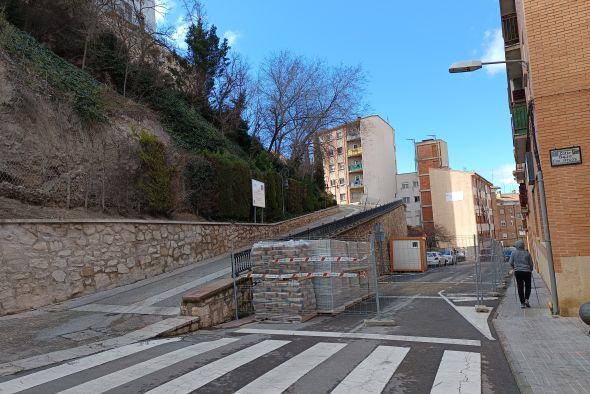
[0,207,339,315]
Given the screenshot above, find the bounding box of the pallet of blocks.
[251,240,317,323]
[310,239,373,314]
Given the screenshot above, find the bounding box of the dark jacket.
[509,240,533,272]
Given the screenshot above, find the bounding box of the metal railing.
[502,13,519,46]
[349,163,363,172]
[347,147,362,156]
[230,200,404,276]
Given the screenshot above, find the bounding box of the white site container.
[390,237,427,272]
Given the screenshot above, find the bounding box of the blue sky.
[156,1,518,193]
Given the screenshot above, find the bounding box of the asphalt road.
[0,260,518,393]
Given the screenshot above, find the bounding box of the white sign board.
[550,146,582,167]
[251,179,265,208]
[446,191,464,202]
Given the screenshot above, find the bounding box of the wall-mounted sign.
[251,179,266,208]
[446,191,464,202]
[550,146,582,167]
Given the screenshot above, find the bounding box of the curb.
[0,316,199,377]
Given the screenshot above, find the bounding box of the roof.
[317,114,394,135]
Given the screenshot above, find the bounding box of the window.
[338,163,344,171]
[403,197,410,203]
[516,213,523,219]
[340,193,346,201]
[508,208,513,214]
[502,233,508,239]
[339,178,345,185]
[401,182,409,189]
[413,181,419,188]
[510,220,514,226]
[414,196,420,202]
[328,148,334,157]
[411,241,419,248]
[499,209,504,215]
[501,220,507,227]
[330,179,336,187]
[337,147,343,155]
[329,165,335,172]
[318,136,324,143]
[336,131,343,139]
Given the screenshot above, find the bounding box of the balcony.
[347,147,362,156]
[350,180,364,189]
[512,104,528,134]
[346,132,361,141]
[512,88,526,104]
[502,13,519,46]
[348,163,363,172]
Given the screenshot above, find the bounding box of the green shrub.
[137,131,175,215]
[0,16,102,122]
[184,157,218,218]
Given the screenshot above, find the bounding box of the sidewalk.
[493,271,590,394]
[0,205,359,374]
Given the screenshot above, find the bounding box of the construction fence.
[230,231,511,323]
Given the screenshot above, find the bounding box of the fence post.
[370,234,382,320]
[230,233,239,321]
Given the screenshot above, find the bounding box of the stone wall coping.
[0,206,339,226]
[182,277,237,303]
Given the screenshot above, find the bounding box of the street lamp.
[448,59,529,73]
[448,58,560,315]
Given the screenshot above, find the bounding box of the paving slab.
[493,271,590,394]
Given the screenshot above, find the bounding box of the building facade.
[493,193,526,246]
[397,172,421,227]
[429,168,496,240]
[498,0,590,315]
[416,139,449,233]
[319,115,397,205]
[116,0,156,31]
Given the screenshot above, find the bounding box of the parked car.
[427,251,442,267]
[456,250,466,262]
[440,250,457,265]
[504,247,516,262]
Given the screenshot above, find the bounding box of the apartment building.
[115,0,156,31]
[493,193,525,246]
[416,139,449,233]
[498,0,590,315]
[429,168,496,240]
[319,115,397,205]
[397,173,421,227]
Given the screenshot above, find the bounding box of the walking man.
[509,240,534,308]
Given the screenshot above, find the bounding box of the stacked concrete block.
[251,240,316,322]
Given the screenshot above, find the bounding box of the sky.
[155,0,518,193]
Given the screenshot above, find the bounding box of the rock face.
[0,206,339,315]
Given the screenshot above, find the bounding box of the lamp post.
[449,58,560,315]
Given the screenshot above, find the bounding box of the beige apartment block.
[397,172,421,227]
[429,168,496,240]
[318,115,397,205]
[499,0,590,315]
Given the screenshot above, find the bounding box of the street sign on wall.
[251,179,266,208]
[550,146,582,167]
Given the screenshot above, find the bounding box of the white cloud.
[155,0,175,25]
[171,17,189,51]
[485,164,519,193]
[481,29,505,76]
[223,30,241,47]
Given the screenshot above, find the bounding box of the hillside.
[0,17,333,220]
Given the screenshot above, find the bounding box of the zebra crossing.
[0,334,482,394]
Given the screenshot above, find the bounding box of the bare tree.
[250,51,367,172]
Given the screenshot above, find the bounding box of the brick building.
[499,0,590,315]
[416,139,449,233]
[493,193,525,246]
[397,172,421,227]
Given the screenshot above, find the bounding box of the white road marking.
[132,267,232,307]
[439,291,495,341]
[430,350,481,394]
[0,338,180,394]
[331,345,409,394]
[145,340,290,394]
[235,342,346,394]
[235,329,481,347]
[73,304,179,316]
[58,338,238,394]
